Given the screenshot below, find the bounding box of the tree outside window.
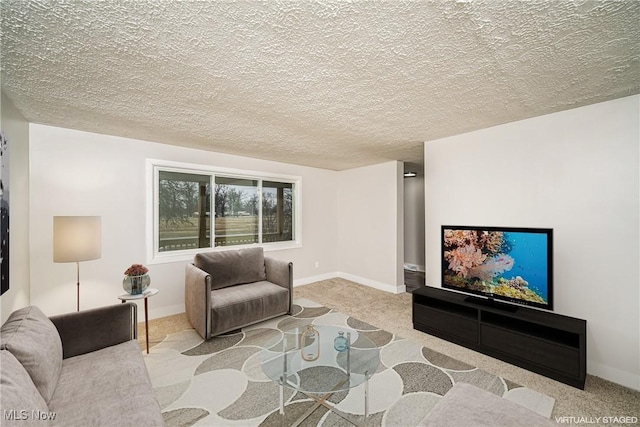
[262,181,293,243]
[214,177,258,247]
[158,171,211,252]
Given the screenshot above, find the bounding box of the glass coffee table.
[260,324,380,426]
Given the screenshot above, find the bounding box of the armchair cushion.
[210,281,290,334]
[194,247,267,290]
[0,306,62,404]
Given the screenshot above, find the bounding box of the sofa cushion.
[0,350,51,427]
[0,306,63,404]
[418,382,556,427]
[48,340,163,427]
[194,247,267,290]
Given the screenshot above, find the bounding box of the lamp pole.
[76,261,80,312]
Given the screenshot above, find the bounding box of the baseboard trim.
[293,273,337,287]
[403,263,426,272]
[147,303,185,322]
[588,361,640,391]
[295,272,406,294]
[337,272,406,294]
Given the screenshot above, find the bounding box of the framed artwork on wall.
[1,130,9,295]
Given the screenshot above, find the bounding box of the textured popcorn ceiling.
[1,1,639,170]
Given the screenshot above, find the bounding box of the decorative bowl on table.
[123,264,150,295]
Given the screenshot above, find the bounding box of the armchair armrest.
[50,303,137,359]
[265,257,293,313]
[185,263,212,339]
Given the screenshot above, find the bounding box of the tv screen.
[442,225,553,310]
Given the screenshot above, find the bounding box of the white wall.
[404,174,425,271]
[337,161,405,293]
[424,95,640,390]
[0,93,30,323]
[29,125,339,319]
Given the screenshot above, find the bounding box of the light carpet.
[145,298,555,426]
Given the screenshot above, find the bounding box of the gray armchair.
[185,247,293,339]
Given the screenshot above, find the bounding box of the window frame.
[147,159,302,264]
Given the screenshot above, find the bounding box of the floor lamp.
[53,216,102,311]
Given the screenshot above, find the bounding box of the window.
[158,171,211,252]
[214,176,258,247]
[151,161,300,260]
[262,181,294,243]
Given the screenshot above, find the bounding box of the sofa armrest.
[49,303,137,359]
[185,263,212,339]
[265,257,293,313]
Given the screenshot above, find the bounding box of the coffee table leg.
[280,335,287,416]
[279,380,285,415]
[347,332,351,376]
[364,372,369,426]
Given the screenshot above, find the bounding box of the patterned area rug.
[145,298,555,426]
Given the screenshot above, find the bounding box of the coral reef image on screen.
[443,229,549,305]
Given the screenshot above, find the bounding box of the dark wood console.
[412,286,586,389]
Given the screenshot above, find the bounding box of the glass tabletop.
[260,324,380,394]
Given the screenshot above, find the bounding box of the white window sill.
[148,241,302,265]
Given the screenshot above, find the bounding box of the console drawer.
[481,324,580,377]
[414,304,478,344]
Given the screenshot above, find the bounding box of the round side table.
[118,288,159,354]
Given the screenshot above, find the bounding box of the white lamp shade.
[53,216,102,262]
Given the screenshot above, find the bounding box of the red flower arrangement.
[124,263,149,276]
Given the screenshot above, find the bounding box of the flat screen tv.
[442,225,553,310]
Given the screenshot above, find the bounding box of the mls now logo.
[4,410,57,421]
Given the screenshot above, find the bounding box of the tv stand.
[413,286,586,389]
[464,296,519,312]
